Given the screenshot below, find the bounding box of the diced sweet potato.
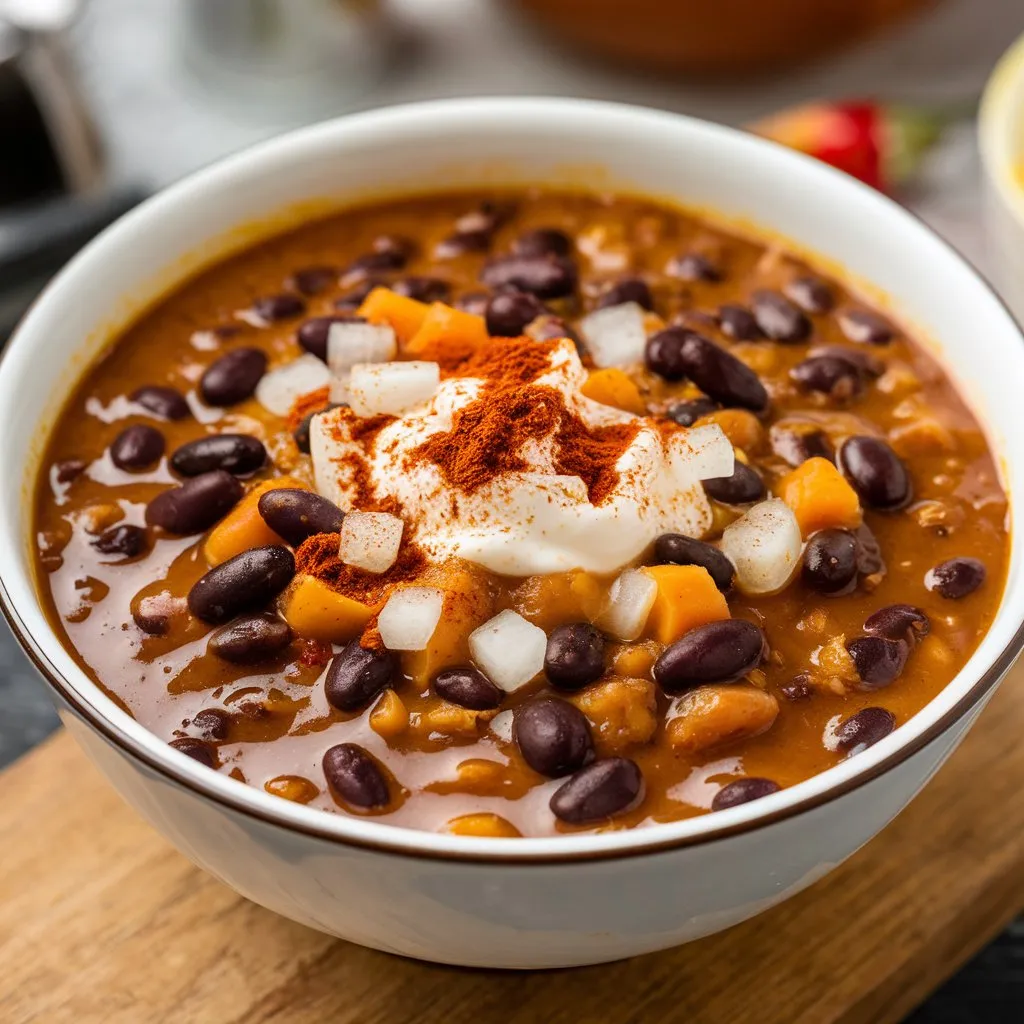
[581,368,646,415]
[640,565,730,645]
[410,701,497,739]
[778,456,862,538]
[697,408,765,454]
[666,685,779,753]
[406,302,489,357]
[203,476,309,566]
[510,570,605,631]
[446,813,521,838]
[357,286,429,345]
[369,690,409,739]
[568,677,658,756]
[279,575,376,643]
[610,639,662,679]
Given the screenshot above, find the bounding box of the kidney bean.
[334,279,379,309]
[654,534,735,592]
[54,458,87,483]
[667,252,721,282]
[208,612,292,664]
[702,461,765,504]
[544,623,606,690]
[711,777,781,811]
[132,592,185,636]
[480,254,577,299]
[839,436,911,510]
[191,708,231,740]
[456,203,512,235]
[809,343,884,378]
[455,291,491,317]
[665,397,719,427]
[653,619,767,693]
[346,237,412,277]
[323,743,390,809]
[790,355,863,400]
[435,229,492,259]
[646,328,769,411]
[717,304,763,340]
[325,642,399,712]
[925,557,986,599]
[864,604,930,645]
[170,434,266,477]
[784,275,834,314]
[513,227,573,258]
[110,424,165,471]
[846,636,909,689]
[251,293,306,322]
[549,758,643,824]
[297,314,363,361]
[750,289,811,342]
[780,673,813,701]
[514,699,594,777]
[769,422,834,467]
[200,348,268,406]
[169,737,217,768]
[288,265,336,296]
[485,290,547,337]
[145,470,243,534]
[392,275,451,303]
[293,402,345,454]
[433,667,503,711]
[838,307,894,345]
[130,385,190,421]
[598,277,654,311]
[802,528,859,594]
[834,706,896,754]
[187,545,295,624]
[257,488,344,546]
[92,524,148,559]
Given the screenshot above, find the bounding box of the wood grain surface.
[3,663,1024,1024]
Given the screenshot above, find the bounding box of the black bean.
[191,708,231,741]
[187,545,295,625]
[257,488,344,546]
[480,254,577,300]
[790,355,863,400]
[667,252,721,282]
[802,529,859,594]
[853,523,885,576]
[839,436,911,510]
[54,458,87,484]
[297,314,363,361]
[838,308,894,345]
[435,229,492,259]
[514,699,594,777]
[711,777,781,811]
[110,424,165,471]
[834,707,896,754]
[251,293,306,322]
[597,277,654,311]
[810,343,884,378]
[92,524,148,559]
[784,276,834,314]
[717,304,763,341]
[702,461,765,504]
[653,619,766,693]
[345,237,412,277]
[750,289,811,342]
[653,534,735,592]
[432,667,503,711]
[527,315,585,351]
[864,604,930,645]
[130,385,190,421]
[485,290,547,337]
[324,642,398,712]
[846,636,909,689]
[454,291,491,317]
[145,470,243,535]
[208,613,292,663]
[288,265,336,296]
[169,737,217,768]
[170,434,266,477]
[646,328,769,411]
[293,402,345,454]
[550,758,643,824]
[513,227,573,258]
[323,743,390,809]
[544,623,606,690]
[769,422,834,467]
[781,673,813,701]
[392,276,451,303]
[334,279,379,309]
[925,557,986,599]
[665,397,719,427]
[200,348,268,406]
[456,203,512,235]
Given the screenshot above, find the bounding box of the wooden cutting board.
[3,662,1024,1024]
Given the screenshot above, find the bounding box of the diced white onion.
[327,321,397,374]
[468,610,547,693]
[578,302,648,368]
[377,587,444,651]
[668,423,735,485]
[254,355,331,417]
[720,498,803,595]
[338,511,404,574]
[348,361,440,417]
[489,709,515,743]
[599,568,657,641]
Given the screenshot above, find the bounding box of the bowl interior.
[2,98,1023,859]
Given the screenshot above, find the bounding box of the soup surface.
[33,189,1008,837]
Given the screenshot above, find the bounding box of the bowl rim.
[980,31,1024,227]
[3,95,1023,864]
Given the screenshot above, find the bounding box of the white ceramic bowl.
[2,98,1023,969]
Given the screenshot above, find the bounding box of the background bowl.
[1,98,1023,968]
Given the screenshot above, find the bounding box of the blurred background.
[3,0,1024,1018]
